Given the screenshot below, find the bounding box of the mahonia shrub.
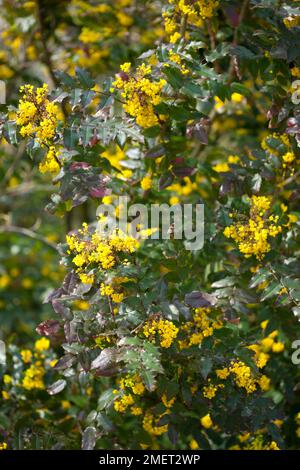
[1,0,300,450]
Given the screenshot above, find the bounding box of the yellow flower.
[2,391,10,400]
[143,318,179,348]
[203,382,218,399]
[120,62,131,73]
[21,349,33,363]
[3,375,12,384]
[0,275,10,289]
[21,278,33,289]
[216,367,230,379]
[213,162,230,173]
[170,32,181,43]
[261,337,274,352]
[61,400,71,409]
[272,342,285,353]
[224,196,282,260]
[16,84,59,146]
[229,361,257,394]
[113,63,166,128]
[22,363,45,390]
[162,393,175,408]
[260,320,269,330]
[200,413,213,429]
[189,439,199,450]
[114,393,134,412]
[39,146,60,175]
[35,337,50,352]
[259,375,271,391]
[131,406,143,416]
[141,175,152,191]
[143,412,168,436]
[79,27,102,43]
[231,93,244,103]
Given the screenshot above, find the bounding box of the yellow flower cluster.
[203,379,224,399]
[179,307,222,349]
[22,362,45,391]
[140,174,152,191]
[112,62,166,128]
[210,357,270,397]
[113,393,134,412]
[66,223,139,278]
[224,196,282,260]
[100,283,124,303]
[284,15,300,29]
[21,349,33,363]
[163,0,218,41]
[213,155,240,173]
[168,50,189,75]
[161,393,175,408]
[143,317,179,348]
[291,67,300,78]
[295,412,300,438]
[79,27,102,44]
[143,411,168,436]
[171,0,219,22]
[162,12,181,43]
[113,373,145,414]
[200,413,213,429]
[248,321,285,368]
[216,361,259,394]
[120,374,146,396]
[262,133,296,170]
[230,433,279,450]
[0,442,7,450]
[16,84,59,146]
[35,337,50,352]
[19,337,50,390]
[39,146,60,175]
[229,361,257,394]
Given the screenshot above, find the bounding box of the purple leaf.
[185,291,217,308]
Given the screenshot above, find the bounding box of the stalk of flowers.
[16,84,61,174]
[163,0,219,42]
[66,222,139,281]
[261,133,297,173]
[111,62,166,128]
[178,307,223,349]
[1,338,57,398]
[113,373,145,414]
[174,0,219,20]
[142,315,179,348]
[213,360,270,396]
[229,432,280,450]
[247,320,285,370]
[223,195,283,260]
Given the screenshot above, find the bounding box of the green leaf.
[97,389,115,411]
[75,67,95,88]
[64,127,79,149]
[260,282,282,301]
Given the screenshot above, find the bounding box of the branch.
[228,0,250,80]
[0,225,58,251]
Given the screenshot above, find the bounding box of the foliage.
[1,0,300,450]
